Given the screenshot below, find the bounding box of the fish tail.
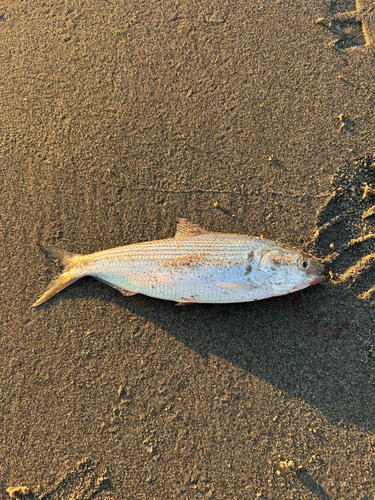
[32,245,84,307]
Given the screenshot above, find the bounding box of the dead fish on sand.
[33,219,324,307]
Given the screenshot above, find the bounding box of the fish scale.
[83,235,256,303]
[33,219,324,306]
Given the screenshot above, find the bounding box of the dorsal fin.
[174,218,210,238]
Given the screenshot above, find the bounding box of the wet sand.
[1,0,375,498]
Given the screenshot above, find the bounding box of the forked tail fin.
[32,246,84,307]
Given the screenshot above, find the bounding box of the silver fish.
[33,219,324,306]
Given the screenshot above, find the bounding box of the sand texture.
[1,0,375,498]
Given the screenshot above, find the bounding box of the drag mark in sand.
[312,154,375,304]
[334,253,375,284]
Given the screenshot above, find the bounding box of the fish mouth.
[309,275,325,286]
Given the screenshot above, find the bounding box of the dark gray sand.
[1,0,375,498]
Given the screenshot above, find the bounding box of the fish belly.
[83,234,275,304]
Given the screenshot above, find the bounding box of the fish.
[32,218,325,307]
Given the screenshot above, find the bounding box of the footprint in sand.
[6,459,113,500]
[312,154,375,304]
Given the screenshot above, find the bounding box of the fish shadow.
[39,279,375,436]
[110,279,373,432]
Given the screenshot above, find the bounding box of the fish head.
[256,246,325,294]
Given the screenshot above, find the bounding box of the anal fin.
[121,290,138,297]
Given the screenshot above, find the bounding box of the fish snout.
[307,258,325,284]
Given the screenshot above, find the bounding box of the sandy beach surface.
[1,0,375,498]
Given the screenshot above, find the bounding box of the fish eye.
[298,257,310,270]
